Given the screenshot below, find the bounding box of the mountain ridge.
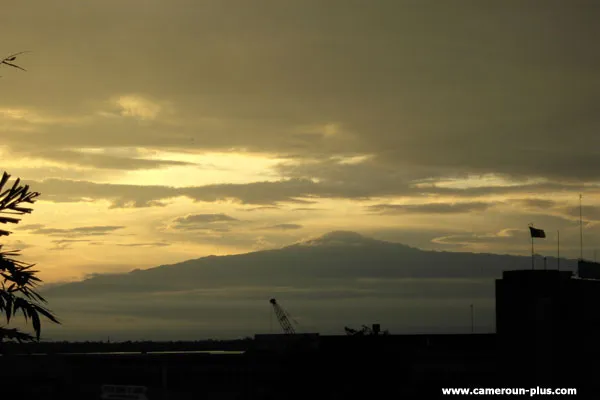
[36,230,580,340]
[40,230,577,296]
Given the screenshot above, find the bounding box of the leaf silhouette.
[0,51,30,73]
[0,170,60,344]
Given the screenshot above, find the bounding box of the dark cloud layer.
[366,201,495,215]
[116,242,170,247]
[26,178,319,207]
[513,199,558,209]
[1,0,598,184]
[19,224,125,237]
[50,239,91,251]
[261,223,303,230]
[174,214,239,224]
[18,149,197,170]
[23,176,596,209]
[169,213,242,232]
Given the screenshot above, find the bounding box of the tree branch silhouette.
[0,51,30,77]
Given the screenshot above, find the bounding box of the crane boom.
[269,298,296,334]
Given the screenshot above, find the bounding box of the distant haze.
[32,231,576,341]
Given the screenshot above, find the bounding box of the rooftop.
[501,269,573,281]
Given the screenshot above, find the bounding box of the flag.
[529,226,546,238]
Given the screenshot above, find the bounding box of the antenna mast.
[580,194,583,260]
[557,230,560,270]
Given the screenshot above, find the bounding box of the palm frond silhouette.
[0,171,60,344]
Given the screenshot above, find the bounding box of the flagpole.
[529,225,546,270]
[531,230,535,270]
[557,230,560,271]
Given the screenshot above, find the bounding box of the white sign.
[100,385,148,400]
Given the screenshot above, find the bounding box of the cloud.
[513,199,559,209]
[1,1,600,333]
[114,95,163,120]
[116,242,171,247]
[51,239,92,244]
[23,179,178,207]
[292,231,380,247]
[260,223,303,230]
[109,200,169,209]
[17,224,45,231]
[237,206,280,212]
[14,149,196,170]
[0,162,118,182]
[366,201,496,215]
[0,0,597,185]
[19,224,125,237]
[1,239,35,250]
[169,213,242,232]
[50,239,91,251]
[503,199,600,225]
[82,272,124,281]
[25,178,322,207]
[173,214,239,224]
[431,230,525,248]
[23,176,595,210]
[251,236,277,250]
[560,205,600,223]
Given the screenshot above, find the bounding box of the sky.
[1,0,600,287]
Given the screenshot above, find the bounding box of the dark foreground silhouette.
[4,267,599,398]
[0,332,595,399]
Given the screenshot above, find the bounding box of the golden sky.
[2,0,600,284]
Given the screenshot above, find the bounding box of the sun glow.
[110,150,287,187]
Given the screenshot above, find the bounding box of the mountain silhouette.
[41,230,576,296]
[36,231,579,340]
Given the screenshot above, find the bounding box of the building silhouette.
[495,265,600,386]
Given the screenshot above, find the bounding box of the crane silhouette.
[269,298,296,334]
